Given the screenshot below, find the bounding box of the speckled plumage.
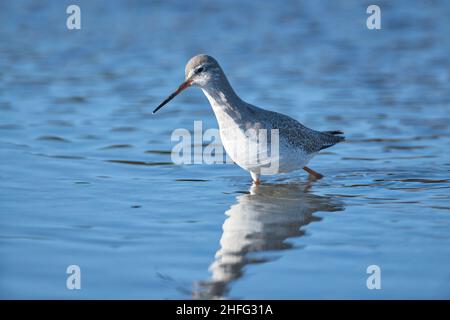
[239,103,344,154]
[155,54,345,182]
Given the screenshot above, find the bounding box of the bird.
[153,54,344,184]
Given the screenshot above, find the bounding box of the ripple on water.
[0,101,13,111]
[74,181,90,185]
[35,136,71,143]
[375,178,450,184]
[99,144,134,150]
[47,120,74,127]
[53,96,87,104]
[350,134,444,143]
[106,159,174,166]
[0,124,22,130]
[31,153,86,160]
[384,145,430,151]
[110,127,138,132]
[144,150,172,155]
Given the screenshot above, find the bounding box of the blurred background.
[0,0,449,298]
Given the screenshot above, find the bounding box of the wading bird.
[154,55,344,184]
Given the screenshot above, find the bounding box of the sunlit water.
[1,0,449,299]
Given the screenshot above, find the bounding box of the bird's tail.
[319,130,345,150]
[323,130,344,136]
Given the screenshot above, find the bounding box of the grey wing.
[256,107,345,153]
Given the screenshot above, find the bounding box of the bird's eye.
[196,67,205,74]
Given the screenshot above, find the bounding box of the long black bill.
[152,79,193,114]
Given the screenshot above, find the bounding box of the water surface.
[0,0,450,299]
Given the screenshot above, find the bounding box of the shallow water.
[1,0,450,299]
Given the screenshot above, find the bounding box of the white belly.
[219,124,313,176]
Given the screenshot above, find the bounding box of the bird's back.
[244,103,345,154]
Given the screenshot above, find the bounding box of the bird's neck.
[201,77,246,123]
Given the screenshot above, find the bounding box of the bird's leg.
[303,166,323,179]
[250,172,261,185]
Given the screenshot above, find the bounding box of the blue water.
[1,0,450,299]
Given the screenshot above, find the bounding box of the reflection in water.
[193,183,344,299]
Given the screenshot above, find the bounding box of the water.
[1,0,449,299]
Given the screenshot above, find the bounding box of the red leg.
[303,166,323,179]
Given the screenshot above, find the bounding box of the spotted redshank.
[153,54,344,184]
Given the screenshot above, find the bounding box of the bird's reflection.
[193,182,344,299]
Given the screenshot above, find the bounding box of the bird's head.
[153,54,223,114]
